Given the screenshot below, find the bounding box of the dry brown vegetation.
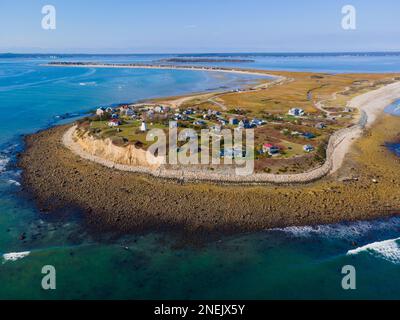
[153,70,399,173]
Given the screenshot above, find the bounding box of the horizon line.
[2,50,400,56]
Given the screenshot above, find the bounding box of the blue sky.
[1,0,399,53]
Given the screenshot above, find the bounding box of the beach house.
[229,117,239,125]
[96,108,105,116]
[125,109,135,117]
[193,120,206,126]
[303,132,316,139]
[238,119,252,129]
[140,121,147,132]
[108,119,121,127]
[154,106,164,113]
[263,143,280,155]
[173,113,182,121]
[288,108,305,117]
[303,144,314,153]
[251,118,265,127]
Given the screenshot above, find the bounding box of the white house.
[229,117,239,125]
[108,119,121,127]
[96,108,105,116]
[263,143,280,155]
[140,121,147,132]
[288,108,305,117]
[303,144,314,153]
[154,106,164,113]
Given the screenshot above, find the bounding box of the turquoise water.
[1,54,400,299]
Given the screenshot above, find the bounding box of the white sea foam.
[270,217,400,239]
[2,251,30,263]
[347,238,400,264]
[7,179,20,186]
[0,156,9,173]
[79,81,96,86]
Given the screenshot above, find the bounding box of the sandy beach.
[330,81,400,173]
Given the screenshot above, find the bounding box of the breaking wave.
[2,251,30,263]
[6,179,20,186]
[0,155,9,173]
[347,238,400,264]
[0,144,22,185]
[270,217,400,239]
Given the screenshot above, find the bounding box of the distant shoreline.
[157,58,255,63]
[44,62,281,81]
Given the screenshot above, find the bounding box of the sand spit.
[45,62,284,83]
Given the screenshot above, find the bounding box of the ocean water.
[1,53,400,299]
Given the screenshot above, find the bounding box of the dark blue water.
[1,53,400,299]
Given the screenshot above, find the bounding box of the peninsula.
[19,63,400,235]
[156,58,255,63]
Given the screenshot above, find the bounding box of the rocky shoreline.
[18,112,400,235]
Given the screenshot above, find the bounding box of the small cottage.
[303,132,315,139]
[108,119,121,127]
[303,145,314,153]
[288,108,305,117]
[140,121,147,132]
[263,143,280,155]
[229,118,239,125]
[96,108,105,116]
